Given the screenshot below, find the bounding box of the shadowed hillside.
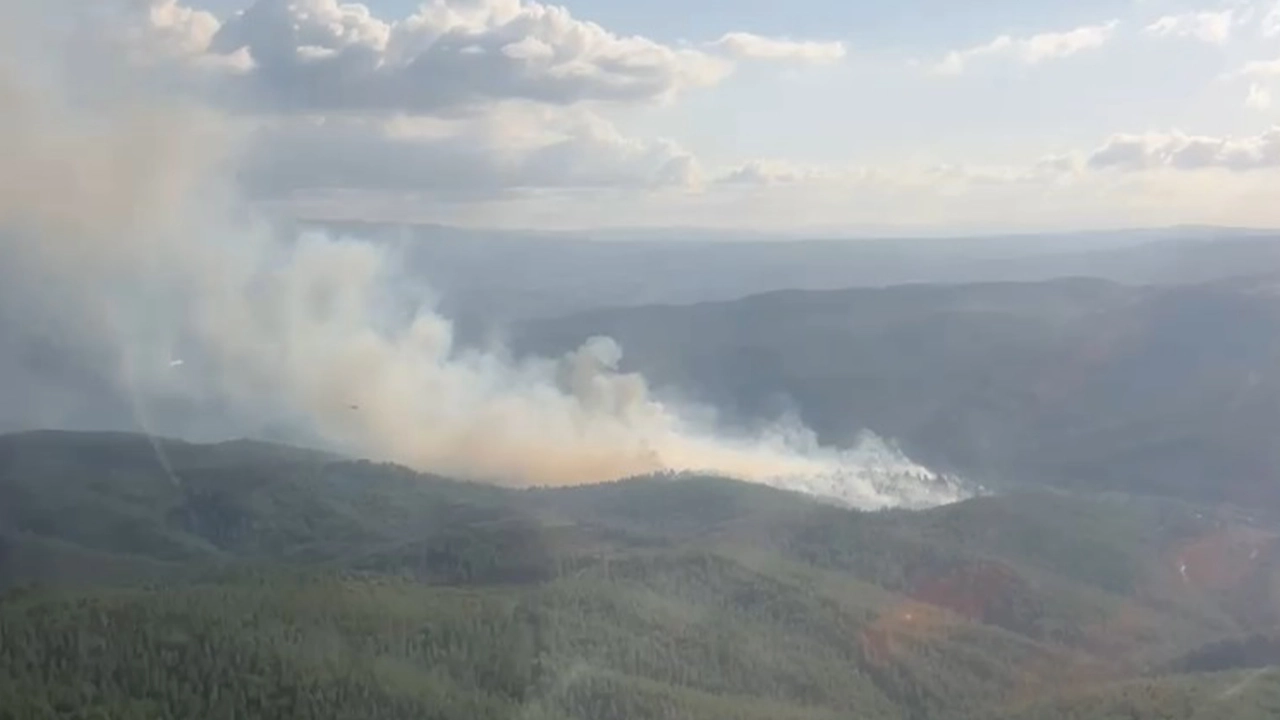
[516,276,1280,509]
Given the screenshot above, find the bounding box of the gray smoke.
[0,1,970,509]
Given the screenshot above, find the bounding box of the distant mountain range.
[304,222,1280,324]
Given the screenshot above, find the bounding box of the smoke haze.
[0,1,969,510]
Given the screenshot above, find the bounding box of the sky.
[42,0,1280,232]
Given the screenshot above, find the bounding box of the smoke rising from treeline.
[0,1,967,509]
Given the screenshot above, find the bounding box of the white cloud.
[715,160,853,185]
[1143,10,1236,44]
[97,0,868,209]
[712,152,1085,193]
[1088,127,1280,171]
[1265,2,1280,36]
[1224,56,1280,108]
[122,2,852,111]
[271,149,1280,233]
[716,161,796,186]
[108,0,252,73]
[86,0,728,206]
[125,0,730,112]
[238,106,704,201]
[1234,56,1280,78]
[709,33,846,64]
[1247,83,1273,109]
[932,20,1119,75]
[48,0,1280,232]
[962,154,1085,185]
[136,0,221,56]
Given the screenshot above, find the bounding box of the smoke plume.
[0,1,969,510]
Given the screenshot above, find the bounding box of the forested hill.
[313,222,1280,322]
[3,431,1280,719]
[515,275,1280,510]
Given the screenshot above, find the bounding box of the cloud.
[82,0,720,206]
[715,160,844,186]
[1233,56,1280,78]
[1088,127,1280,171]
[1247,83,1273,109]
[1229,55,1280,107]
[948,154,1084,186]
[123,1,859,114]
[710,151,1085,194]
[1266,2,1280,36]
[131,0,222,57]
[239,107,704,201]
[932,20,1119,75]
[41,0,1280,236]
[1143,10,1236,44]
[100,1,845,209]
[708,33,846,64]
[129,0,732,112]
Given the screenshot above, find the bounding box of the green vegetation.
[516,276,1280,511]
[2,431,1279,719]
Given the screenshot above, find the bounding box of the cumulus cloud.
[120,1,865,113]
[92,0,866,209]
[932,20,1119,75]
[119,0,731,112]
[1088,128,1280,171]
[1230,55,1280,107]
[36,0,1280,236]
[709,33,846,64]
[131,0,221,56]
[77,0,726,206]
[1143,10,1237,44]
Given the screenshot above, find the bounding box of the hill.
[3,432,1280,719]
[516,276,1280,510]
[311,222,1280,324]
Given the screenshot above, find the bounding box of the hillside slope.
[516,276,1280,508]
[3,432,1280,719]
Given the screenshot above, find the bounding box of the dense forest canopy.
[3,431,1280,719]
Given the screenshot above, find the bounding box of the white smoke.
[0,1,971,509]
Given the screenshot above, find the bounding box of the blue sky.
[136,0,1280,231]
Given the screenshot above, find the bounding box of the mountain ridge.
[4,431,1280,718]
[514,273,1280,510]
